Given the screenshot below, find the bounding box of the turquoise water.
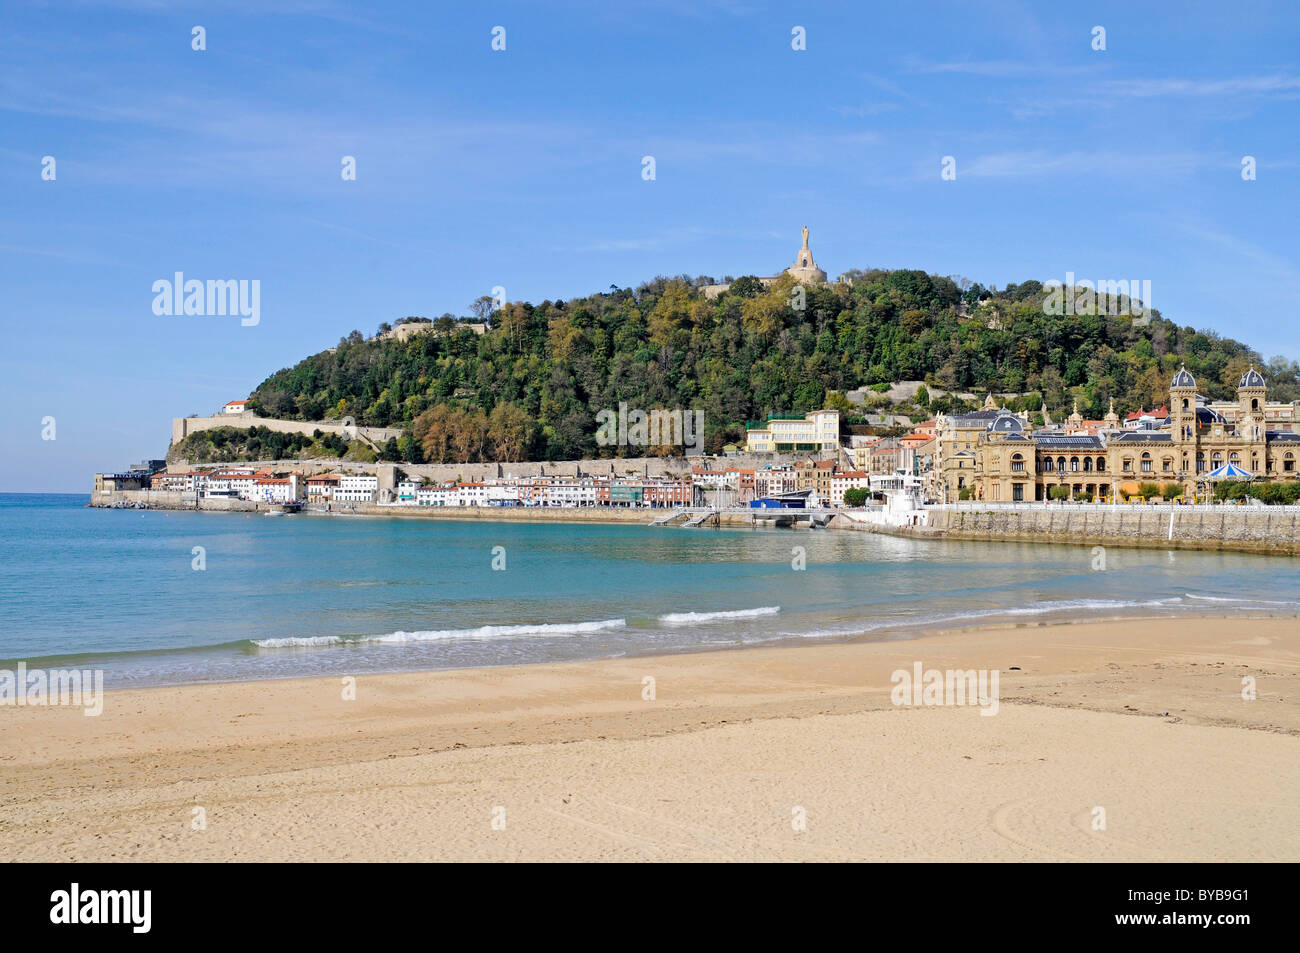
[2,493,1298,688]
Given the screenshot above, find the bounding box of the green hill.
[247,270,1300,463]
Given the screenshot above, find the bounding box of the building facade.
[967,367,1300,502]
[745,409,840,455]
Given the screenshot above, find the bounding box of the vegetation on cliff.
[168,426,376,464]
[246,269,1300,463]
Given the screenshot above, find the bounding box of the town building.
[335,474,379,503]
[744,409,840,455]
[829,470,871,506]
[967,367,1300,502]
[305,474,340,502]
[251,476,303,504]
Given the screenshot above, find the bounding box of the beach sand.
[2,616,1298,862]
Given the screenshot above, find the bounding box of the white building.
[251,475,302,503]
[416,484,451,506]
[744,409,840,454]
[222,399,248,415]
[203,469,259,499]
[486,484,521,506]
[336,474,378,503]
[829,470,871,506]
[396,479,423,503]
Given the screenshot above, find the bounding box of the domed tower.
[1237,366,1267,442]
[1170,364,1197,442]
[786,226,828,285]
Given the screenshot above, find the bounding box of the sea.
[2,492,1297,689]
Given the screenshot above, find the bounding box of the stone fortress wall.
[172,412,405,449]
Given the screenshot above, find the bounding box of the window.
[1123,457,1133,472]
[1083,457,1093,472]
[1141,453,1152,473]
[1096,457,1106,472]
[1286,452,1295,473]
[1043,457,1054,472]
[1162,457,1172,472]
[1230,452,1240,464]
[1070,456,1080,472]
[1011,453,1024,472]
[1012,483,1024,502]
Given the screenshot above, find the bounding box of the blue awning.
[1205,463,1253,480]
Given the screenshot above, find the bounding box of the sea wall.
[914,503,1300,556]
[90,490,257,511]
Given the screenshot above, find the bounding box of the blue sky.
[3,0,1299,491]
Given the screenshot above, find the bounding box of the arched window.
[1140,452,1153,472]
[1057,456,1066,472]
[1083,457,1093,472]
[1182,398,1189,410]
[1213,452,1223,466]
[1096,457,1106,472]
[1043,457,1054,472]
[1251,398,1259,411]
[1230,452,1240,464]
[1011,453,1024,472]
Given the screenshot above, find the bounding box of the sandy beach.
[2,615,1298,862]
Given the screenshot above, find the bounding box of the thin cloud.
[903,57,1097,78]
[957,150,1204,179]
[1098,74,1300,98]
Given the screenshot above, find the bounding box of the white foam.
[367,618,627,644]
[252,635,344,648]
[1186,593,1299,606]
[659,606,780,625]
[253,618,627,649]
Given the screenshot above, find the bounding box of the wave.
[251,618,627,649]
[1185,593,1300,606]
[658,606,780,625]
[754,598,1193,645]
[251,635,345,648]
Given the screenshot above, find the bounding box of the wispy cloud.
[903,57,1098,78]
[830,103,902,118]
[1097,74,1300,98]
[957,150,1205,179]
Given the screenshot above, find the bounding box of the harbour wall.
[908,503,1300,556]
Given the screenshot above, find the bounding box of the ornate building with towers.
[939,366,1300,503]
